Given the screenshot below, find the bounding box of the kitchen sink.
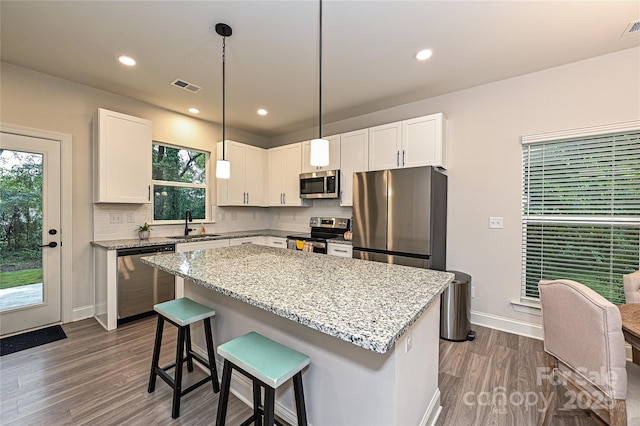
[168,234,221,240]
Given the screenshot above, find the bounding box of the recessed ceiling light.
[188,107,200,114]
[414,49,432,61]
[257,109,268,116]
[118,55,136,66]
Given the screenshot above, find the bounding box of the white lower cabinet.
[264,236,287,249]
[327,243,353,258]
[229,236,265,246]
[176,239,230,252]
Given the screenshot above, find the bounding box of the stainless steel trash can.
[440,271,475,342]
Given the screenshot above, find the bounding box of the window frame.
[520,121,640,305]
[151,141,210,224]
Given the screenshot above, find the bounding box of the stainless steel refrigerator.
[352,166,447,270]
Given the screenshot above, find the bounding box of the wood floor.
[1,317,597,425]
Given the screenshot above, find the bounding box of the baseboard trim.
[471,310,543,340]
[72,305,94,322]
[421,387,442,426]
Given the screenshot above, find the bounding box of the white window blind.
[521,128,640,304]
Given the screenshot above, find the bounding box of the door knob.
[39,242,58,248]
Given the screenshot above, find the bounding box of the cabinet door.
[245,145,266,206]
[283,143,304,206]
[95,108,152,203]
[402,113,446,168]
[267,147,286,206]
[300,134,341,173]
[226,141,247,205]
[368,121,401,171]
[339,129,368,206]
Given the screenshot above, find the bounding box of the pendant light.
[310,0,330,167]
[215,23,232,179]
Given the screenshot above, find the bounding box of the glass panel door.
[0,132,61,335]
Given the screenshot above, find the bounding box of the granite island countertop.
[141,244,453,354]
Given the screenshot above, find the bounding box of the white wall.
[271,47,640,336]
[0,62,267,319]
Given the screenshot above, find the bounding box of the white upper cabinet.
[301,134,341,173]
[368,113,447,171]
[267,143,310,206]
[217,141,267,206]
[402,113,447,169]
[95,108,152,203]
[368,121,402,171]
[339,129,369,206]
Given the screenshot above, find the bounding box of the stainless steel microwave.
[299,170,340,199]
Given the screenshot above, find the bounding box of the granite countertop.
[92,229,353,250]
[91,229,297,250]
[141,245,453,353]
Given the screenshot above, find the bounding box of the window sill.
[511,299,542,316]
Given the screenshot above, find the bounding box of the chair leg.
[148,315,164,393]
[204,317,220,393]
[263,386,275,426]
[538,353,558,426]
[185,325,194,372]
[171,326,186,419]
[252,379,262,426]
[292,372,308,426]
[216,359,233,426]
[608,400,627,426]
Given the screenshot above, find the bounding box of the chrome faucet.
[184,209,194,236]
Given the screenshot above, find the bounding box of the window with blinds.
[521,127,640,304]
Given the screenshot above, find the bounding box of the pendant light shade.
[215,23,232,179]
[310,0,330,167]
[215,158,230,179]
[310,138,329,166]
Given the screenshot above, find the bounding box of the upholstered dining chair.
[538,279,640,426]
[623,270,640,304]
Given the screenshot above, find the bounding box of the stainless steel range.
[287,217,350,254]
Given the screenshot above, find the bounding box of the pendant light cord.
[222,34,227,160]
[318,0,323,140]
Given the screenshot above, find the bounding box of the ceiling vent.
[621,20,640,37]
[170,79,202,93]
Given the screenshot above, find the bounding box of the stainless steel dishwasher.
[117,244,175,324]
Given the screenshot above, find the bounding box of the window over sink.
[152,143,208,222]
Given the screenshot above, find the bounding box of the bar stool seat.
[148,297,219,419]
[216,331,310,426]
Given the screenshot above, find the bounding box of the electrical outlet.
[126,213,135,223]
[109,213,122,224]
[220,211,225,221]
[405,329,413,353]
[489,216,504,229]
[231,212,238,220]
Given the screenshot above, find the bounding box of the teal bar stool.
[148,297,220,419]
[215,331,310,426]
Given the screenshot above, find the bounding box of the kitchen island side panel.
[185,280,441,425]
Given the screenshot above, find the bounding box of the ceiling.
[1,1,639,139]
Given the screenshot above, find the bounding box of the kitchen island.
[141,245,453,425]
